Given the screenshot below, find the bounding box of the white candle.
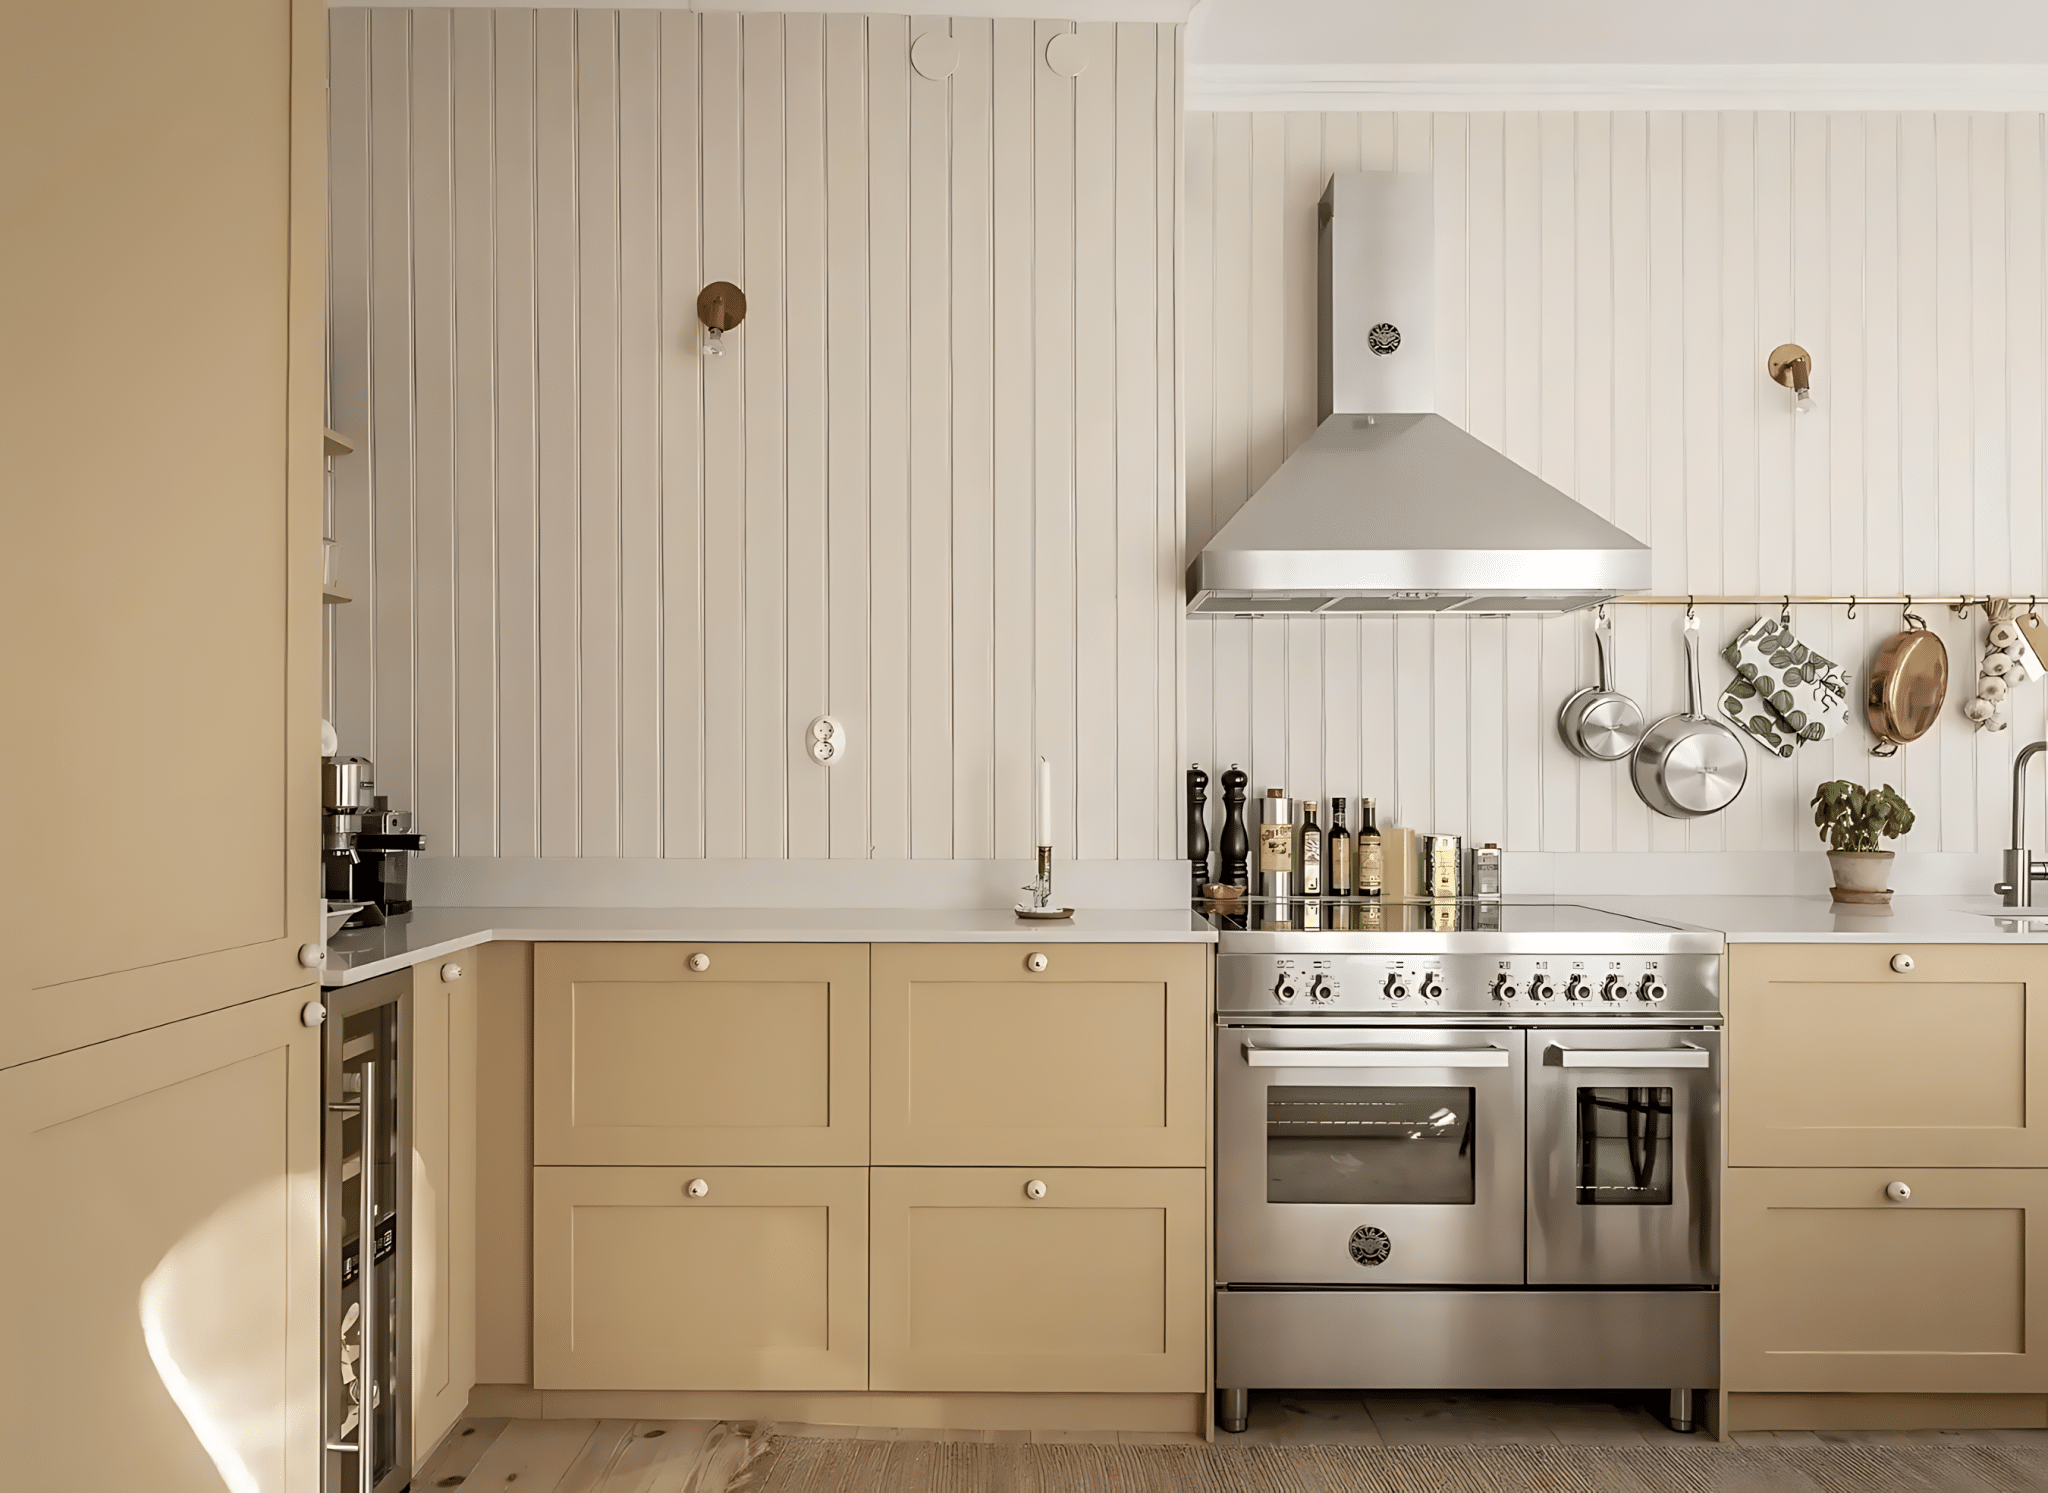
[1036,757,1052,848]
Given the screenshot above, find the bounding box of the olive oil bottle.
[1327,798,1353,896]
[1358,796,1384,897]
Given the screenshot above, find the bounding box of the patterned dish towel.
[1719,616,1852,757]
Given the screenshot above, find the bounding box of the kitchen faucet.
[1999,741,2048,907]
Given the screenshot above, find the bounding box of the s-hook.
[1781,595,1793,628]
[1846,596,1858,619]
[1686,595,1697,620]
[1903,596,1927,632]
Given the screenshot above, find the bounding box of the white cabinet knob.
[686,1178,710,1198]
[688,953,711,972]
[298,942,327,968]
[440,961,463,983]
[1024,1179,1048,1200]
[1886,1180,1912,1202]
[1890,953,1915,973]
[1025,952,1049,973]
[300,1001,326,1028]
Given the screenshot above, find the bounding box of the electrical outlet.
[808,715,845,765]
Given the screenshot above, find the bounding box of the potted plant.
[1811,780,1915,904]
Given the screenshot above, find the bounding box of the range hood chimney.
[1186,173,1650,618]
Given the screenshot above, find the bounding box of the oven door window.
[1576,1086,1673,1206]
[1266,1085,1475,1204]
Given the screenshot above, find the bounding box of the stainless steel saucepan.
[1632,612,1748,819]
[1558,607,1646,761]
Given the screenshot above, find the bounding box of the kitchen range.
[1209,897,1722,1435]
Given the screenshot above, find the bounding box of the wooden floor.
[412,1396,2048,1492]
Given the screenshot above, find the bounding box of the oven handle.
[1546,1042,1711,1069]
[1243,1043,1511,1069]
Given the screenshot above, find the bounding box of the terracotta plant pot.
[1827,849,1896,904]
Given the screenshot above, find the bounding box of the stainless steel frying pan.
[1632,613,1749,819]
[1558,607,1646,761]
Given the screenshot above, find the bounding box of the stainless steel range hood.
[1186,174,1650,618]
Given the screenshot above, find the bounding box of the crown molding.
[1186,62,2048,113]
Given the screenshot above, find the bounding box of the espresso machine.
[323,757,426,927]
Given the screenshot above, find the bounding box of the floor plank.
[1363,1393,1558,1446]
[594,1421,717,1493]
[635,1419,772,1493]
[459,1418,604,1490]
[412,1417,511,1488]
[1236,1395,1387,1447]
[553,1420,640,1493]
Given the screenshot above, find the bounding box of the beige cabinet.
[1724,1168,2048,1393]
[411,959,478,1464]
[0,989,322,1490]
[871,944,1208,1166]
[868,1167,1206,1393]
[534,943,869,1166]
[1728,944,2048,1168]
[532,1165,867,1391]
[0,0,327,1069]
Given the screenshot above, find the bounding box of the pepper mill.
[1186,764,1210,899]
[1219,764,1250,888]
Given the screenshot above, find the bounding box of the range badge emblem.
[1348,1225,1392,1267]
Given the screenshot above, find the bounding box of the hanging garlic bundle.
[1964,601,2047,730]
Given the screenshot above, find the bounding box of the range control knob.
[1564,976,1592,1003]
[1417,973,1445,1001]
[1528,975,1557,1002]
[1638,974,1668,1003]
[1308,976,1336,1004]
[1383,974,1410,1001]
[1490,974,1518,1002]
[1601,975,1629,1002]
[1273,974,1299,1003]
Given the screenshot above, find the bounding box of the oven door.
[1526,1027,1719,1286]
[1216,1025,1526,1285]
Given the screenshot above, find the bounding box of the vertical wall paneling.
[331,10,1183,869]
[1185,106,2048,859]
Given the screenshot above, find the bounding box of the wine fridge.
[322,970,412,1493]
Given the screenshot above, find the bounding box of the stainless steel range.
[1212,898,1723,1434]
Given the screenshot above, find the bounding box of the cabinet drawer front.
[534,944,868,1165]
[533,1166,867,1391]
[868,1166,1206,1393]
[1724,1168,2048,1394]
[871,944,1208,1166]
[1729,944,2048,1167]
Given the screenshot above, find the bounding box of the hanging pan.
[1632,612,1749,819]
[1865,604,1947,757]
[1558,606,1646,761]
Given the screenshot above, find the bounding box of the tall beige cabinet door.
[0,0,328,1068]
[534,944,869,1165]
[411,959,477,1466]
[869,1167,1207,1392]
[871,945,1208,1165]
[1728,945,2048,1167]
[0,989,322,1491]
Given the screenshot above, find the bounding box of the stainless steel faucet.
[1999,741,2048,907]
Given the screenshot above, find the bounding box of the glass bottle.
[1358,796,1384,898]
[1328,798,1353,897]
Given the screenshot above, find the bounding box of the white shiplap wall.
[327,9,1182,865]
[1186,110,2048,859]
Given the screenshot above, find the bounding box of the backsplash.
[1185,109,2048,860]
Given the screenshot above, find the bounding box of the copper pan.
[1866,619,1948,756]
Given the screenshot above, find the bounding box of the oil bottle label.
[1258,823,1293,873]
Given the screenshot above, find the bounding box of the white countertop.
[320,905,1217,987]
[1579,893,2048,944]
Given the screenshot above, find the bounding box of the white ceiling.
[1187,0,2048,66]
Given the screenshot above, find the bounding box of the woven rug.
[743,1435,2048,1493]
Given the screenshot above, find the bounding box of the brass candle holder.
[1015,845,1074,920]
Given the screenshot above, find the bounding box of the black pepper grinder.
[1219,764,1250,888]
[1186,764,1210,900]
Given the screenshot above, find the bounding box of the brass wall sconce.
[698,281,746,357]
[1769,343,1816,414]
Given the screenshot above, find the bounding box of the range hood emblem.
[1185,172,1650,619]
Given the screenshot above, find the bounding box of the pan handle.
[1595,607,1616,692]
[1683,612,1705,719]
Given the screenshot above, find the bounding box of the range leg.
[1217,1388,1249,1434]
[1666,1388,1695,1433]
